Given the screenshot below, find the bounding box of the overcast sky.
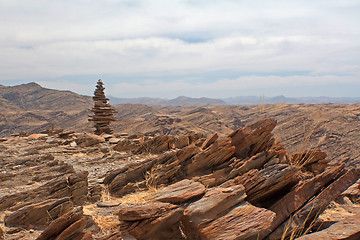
[0,0,359,98]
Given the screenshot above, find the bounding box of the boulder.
[113,139,139,152]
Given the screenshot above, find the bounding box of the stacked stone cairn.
[88,79,117,135]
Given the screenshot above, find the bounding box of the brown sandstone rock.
[200,202,275,240]
[5,197,74,229]
[28,133,49,140]
[186,138,235,175]
[76,133,105,147]
[229,118,276,158]
[296,213,360,240]
[182,184,275,240]
[201,132,218,149]
[148,179,205,203]
[36,206,83,240]
[113,139,140,152]
[236,164,303,204]
[117,202,178,221]
[257,164,345,239]
[135,135,175,154]
[173,135,190,149]
[182,184,247,226]
[55,217,87,240]
[117,202,183,240]
[269,167,360,240]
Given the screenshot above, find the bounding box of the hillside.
[1,83,360,166]
[0,83,92,136]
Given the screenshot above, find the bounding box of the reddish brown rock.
[200,202,275,240]
[28,133,48,140]
[257,164,345,239]
[182,184,275,240]
[176,144,200,163]
[229,118,276,158]
[236,164,303,204]
[182,184,247,225]
[269,167,360,240]
[76,133,105,147]
[117,202,178,221]
[296,213,360,240]
[148,179,205,203]
[117,202,183,240]
[36,206,83,240]
[5,197,73,229]
[232,151,276,175]
[201,133,218,149]
[173,135,190,149]
[193,167,232,187]
[107,157,158,196]
[55,217,87,240]
[135,135,175,154]
[186,138,235,175]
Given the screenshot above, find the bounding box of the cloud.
[0,0,359,97]
[109,74,360,98]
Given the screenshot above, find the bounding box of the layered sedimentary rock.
[103,118,360,240]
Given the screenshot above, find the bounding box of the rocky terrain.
[0,119,359,239]
[1,83,360,167]
[0,82,360,239]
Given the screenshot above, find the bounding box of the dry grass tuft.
[281,205,320,240]
[290,120,321,168]
[83,204,120,234]
[83,185,160,235]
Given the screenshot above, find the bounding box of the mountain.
[167,96,226,105]
[223,95,360,104]
[0,82,92,136]
[108,96,168,105]
[109,95,226,106]
[0,82,92,112]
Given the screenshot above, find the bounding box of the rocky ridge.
[0,119,359,239]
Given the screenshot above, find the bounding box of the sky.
[0,0,359,98]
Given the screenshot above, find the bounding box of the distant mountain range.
[109,95,360,105]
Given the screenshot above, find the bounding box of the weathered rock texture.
[88,79,117,135]
[0,171,89,211]
[36,207,94,240]
[1,117,359,240]
[102,118,360,240]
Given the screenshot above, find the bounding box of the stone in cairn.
[88,79,117,135]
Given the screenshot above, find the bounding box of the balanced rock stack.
[88,79,117,135]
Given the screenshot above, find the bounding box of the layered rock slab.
[117,202,183,240]
[181,184,276,240]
